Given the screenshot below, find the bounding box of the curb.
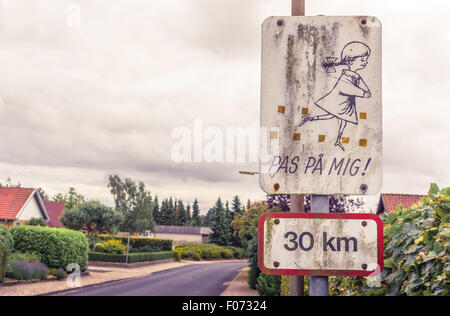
[221,266,258,296]
[221,267,246,296]
[2,272,90,288]
[35,276,135,296]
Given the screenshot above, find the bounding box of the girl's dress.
[315,69,367,125]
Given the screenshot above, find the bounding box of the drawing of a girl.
[299,41,372,151]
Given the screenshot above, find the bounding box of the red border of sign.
[258,213,384,277]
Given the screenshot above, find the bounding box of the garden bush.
[226,246,246,259]
[6,260,49,281]
[7,252,40,263]
[101,240,126,254]
[98,235,172,251]
[0,225,13,283]
[89,251,174,263]
[10,226,89,271]
[256,273,281,296]
[174,249,182,262]
[50,268,66,280]
[31,262,50,280]
[129,246,161,253]
[93,243,105,253]
[174,243,245,261]
[329,184,449,296]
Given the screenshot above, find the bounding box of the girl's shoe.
[299,116,311,127]
[335,141,345,151]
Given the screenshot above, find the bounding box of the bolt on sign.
[259,16,382,195]
[258,213,384,276]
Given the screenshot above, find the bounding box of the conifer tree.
[209,198,232,246]
[186,204,191,226]
[153,196,160,225]
[192,199,202,227]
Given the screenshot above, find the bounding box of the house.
[0,187,50,228]
[153,225,213,247]
[43,200,66,228]
[377,193,426,215]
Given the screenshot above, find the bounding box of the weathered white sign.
[259,16,382,195]
[258,213,383,276]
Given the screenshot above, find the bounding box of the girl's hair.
[322,41,371,73]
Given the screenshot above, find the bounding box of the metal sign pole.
[290,0,305,297]
[310,195,329,296]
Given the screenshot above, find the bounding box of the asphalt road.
[64,261,248,296]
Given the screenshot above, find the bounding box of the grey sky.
[0,0,448,212]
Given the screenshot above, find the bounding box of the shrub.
[221,249,234,259]
[247,232,260,290]
[6,261,50,281]
[98,235,172,251]
[0,225,13,283]
[102,240,126,254]
[174,249,182,262]
[50,268,66,280]
[28,218,47,227]
[89,251,174,263]
[129,246,161,253]
[10,226,89,270]
[31,262,49,280]
[93,243,105,253]
[330,184,450,296]
[256,273,281,296]
[7,260,33,280]
[7,252,40,263]
[174,243,246,261]
[192,252,201,261]
[226,247,246,259]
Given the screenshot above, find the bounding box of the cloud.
[0,0,447,211]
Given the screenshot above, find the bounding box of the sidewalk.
[221,267,258,296]
[0,260,190,296]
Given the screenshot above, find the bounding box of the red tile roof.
[378,193,426,214]
[0,187,36,219]
[43,201,66,228]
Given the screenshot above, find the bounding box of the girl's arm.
[337,75,366,97]
[358,77,370,94]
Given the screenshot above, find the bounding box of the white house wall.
[17,195,45,221]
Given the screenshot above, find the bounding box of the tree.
[186,204,191,226]
[37,188,49,201]
[61,200,122,235]
[231,202,268,249]
[175,200,187,226]
[153,196,161,225]
[108,175,155,234]
[209,198,232,246]
[203,208,215,227]
[53,187,86,209]
[191,199,202,227]
[231,196,245,216]
[0,177,21,188]
[159,199,171,225]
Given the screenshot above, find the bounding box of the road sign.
[259,16,382,195]
[258,213,383,276]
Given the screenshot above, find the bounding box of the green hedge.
[174,243,246,261]
[89,251,174,263]
[98,235,172,251]
[10,226,89,271]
